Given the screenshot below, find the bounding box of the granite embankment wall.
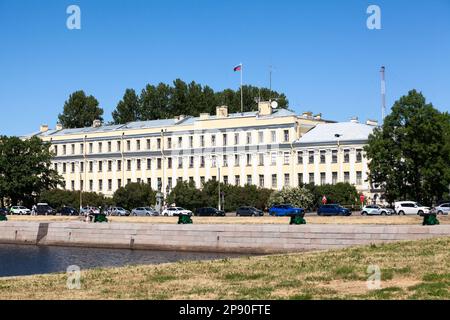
[0,221,449,253]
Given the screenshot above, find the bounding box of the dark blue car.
[269,204,304,217]
[317,204,351,216]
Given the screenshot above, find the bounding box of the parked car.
[131,207,158,216]
[10,206,31,215]
[35,203,56,215]
[394,201,430,215]
[361,205,394,216]
[58,206,79,216]
[236,206,264,217]
[80,206,100,215]
[431,203,450,215]
[269,204,304,217]
[108,207,130,216]
[0,208,8,216]
[195,207,225,216]
[162,207,192,216]
[317,204,351,216]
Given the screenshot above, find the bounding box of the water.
[0,244,246,277]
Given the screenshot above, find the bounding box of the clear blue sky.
[1,0,449,136]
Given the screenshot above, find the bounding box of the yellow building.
[27,102,378,200]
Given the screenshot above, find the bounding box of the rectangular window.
[80,143,83,154]
[332,150,338,163]
[320,172,326,185]
[211,135,216,146]
[54,145,58,155]
[284,130,290,142]
[259,174,265,188]
[108,141,111,152]
[271,152,277,165]
[200,176,205,185]
[108,160,112,172]
[200,156,205,168]
[308,151,314,164]
[223,134,227,146]
[298,173,303,186]
[223,155,228,167]
[356,149,362,163]
[297,151,303,164]
[234,133,239,145]
[146,139,151,150]
[127,160,131,171]
[54,163,58,171]
[80,162,84,173]
[211,155,217,167]
[234,154,240,167]
[71,144,75,155]
[168,177,172,189]
[71,180,75,191]
[271,174,277,188]
[200,135,205,147]
[137,159,141,170]
[189,156,194,168]
[344,150,350,163]
[147,159,151,170]
[178,157,183,169]
[258,153,264,166]
[89,161,93,172]
[235,175,240,186]
[356,171,362,185]
[246,132,252,144]
[117,179,122,188]
[127,179,131,185]
[167,138,172,149]
[271,130,276,143]
[98,179,103,191]
[147,178,151,185]
[80,180,83,191]
[157,138,161,150]
[71,162,75,173]
[247,175,252,185]
[63,163,66,173]
[344,171,350,183]
[189,136,193,148]
[89,143,93,153]
[246,154,251,166]
[178,137,182,148]
[157,178,162,191]
[167,157,172,169]
[63,145,67,155]
[284,152,290,165]
[137,178,141,184]
[117,141,121,152]
[157,158,162,169]
[98,161,103,172]
[332,172,338,185]
[320,150,326,164]
[309,173,315,184]
[136,140,141,151]
[117,160,122,171]
[89,180,93,191]
[98,142,102,153]
[258,131,264,143]
[108,179,112,191]
[127,140,131,151]
[223,175,229,185]
[284,173,290,186]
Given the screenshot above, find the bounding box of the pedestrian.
[32,204,37,216]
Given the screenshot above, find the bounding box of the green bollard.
[178,214,193,224]
[0,215,7,222]
[290,214,306,225]
[423,214,439,226]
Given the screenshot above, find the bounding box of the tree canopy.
[364,90,450,205]
[111,79,289,124]
[112,182,156,209]
[58,90,104,128]
[0,136,62,207]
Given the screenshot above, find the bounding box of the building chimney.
[39,124,49,133]
[55,123,63,131]
[92,119,102,128]
[314,113,322,120]
[366,119,379,126]
[258,101,272,116]
[199,113,210,120]
[350,117,359,123]
[216,106,228,118]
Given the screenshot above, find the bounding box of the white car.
[394,201,430,215]
[162,207,192,216]
[361,205,393,216]
[10,206,31,215]
[432,203,450,215]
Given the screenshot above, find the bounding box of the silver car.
[361,205,394,215]
[109,207,130,216]
[432,203,450,215]
[131,207,159,216]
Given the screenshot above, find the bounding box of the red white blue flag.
[233,64,242,72]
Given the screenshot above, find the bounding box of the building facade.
[27,102,377,200]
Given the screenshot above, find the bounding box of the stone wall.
[0,221,449,253]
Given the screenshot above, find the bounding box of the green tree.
[39,189,112,210]
[166,180,204,211]
[313,183,359,208]
[0,136,62,206]
[140,83,172,120]
[364,90,450,205]
[112,183,156,209]
[112,89,140,124]
[58,90,103,128]
[268,186,315,210]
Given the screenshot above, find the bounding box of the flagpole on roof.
[240,63,243,113]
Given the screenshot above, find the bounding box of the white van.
[394,201,430,215]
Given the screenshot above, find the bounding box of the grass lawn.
[8,214,450,225]
[1,237,449,300]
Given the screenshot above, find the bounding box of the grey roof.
[297,122,376,144]
[23,108,299,138]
